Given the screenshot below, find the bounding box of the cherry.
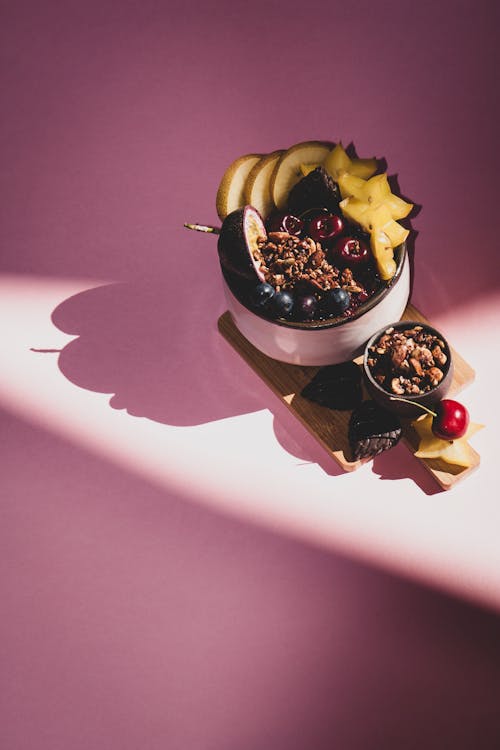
[266,211,303,236]
[432,399,470,440]
[390,397,470,440]
[308,213,344,243]
[333,235,371,266]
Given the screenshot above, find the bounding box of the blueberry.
[250,282,275,308]
[271,290,294,317]
[325,287,351,315]
[296,294,317,320]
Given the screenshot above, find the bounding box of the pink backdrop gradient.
[2,1,500,748]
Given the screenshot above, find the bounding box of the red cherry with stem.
[390,397,470,440]
[333,235,371,266]
[432,399,470,439]
[308,213,343,242]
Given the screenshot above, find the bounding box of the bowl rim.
[222,240,408,331]
[362,319,453,403]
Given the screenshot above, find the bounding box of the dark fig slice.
[301,362,362,410]
[287,166,341,216]
[348,400,402,460]
[217,205,268,281]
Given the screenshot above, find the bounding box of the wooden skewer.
[184,222,221,235]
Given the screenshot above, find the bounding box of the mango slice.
[412,415,483,469]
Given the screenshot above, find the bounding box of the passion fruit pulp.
[217,205,267,281]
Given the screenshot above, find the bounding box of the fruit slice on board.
[270,141,333,211]
[216,153,263,221]
[217,205,268,281]
[244,150,284,220]
[412,414,483,469]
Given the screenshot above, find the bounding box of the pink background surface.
[2,1,500,748]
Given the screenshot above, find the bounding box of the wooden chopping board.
[218,303,478,491]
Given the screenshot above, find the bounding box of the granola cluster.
[367,325,449,396]
[253,231,365,294]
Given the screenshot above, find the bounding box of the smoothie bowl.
[188,140,414,366]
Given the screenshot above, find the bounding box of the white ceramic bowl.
[222,243,411,366]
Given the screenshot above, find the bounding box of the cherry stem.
[389,396,437,418]
[184,222,221,235]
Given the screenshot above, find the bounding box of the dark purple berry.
[296,295,317,320]
[271,290,294,317]
[325,288,350,315]
[250,282,275,308]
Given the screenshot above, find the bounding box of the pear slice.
[244,150,284,220]
[270,140,333,211]
[216,153,263,221]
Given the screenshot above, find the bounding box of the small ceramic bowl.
[362,320,454,418]
[222,242,410,366]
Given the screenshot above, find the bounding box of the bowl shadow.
[51,278,271,427]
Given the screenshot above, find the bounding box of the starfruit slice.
[323,143,378,181]
[337,173,413,220]
[337,173,366,199]
[370,229,397,280]
[299,163,320,177]
[412,414,483,469]
[339,198,409,247]
[299,143,378,182]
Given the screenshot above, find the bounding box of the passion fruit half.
[217,205,267,281]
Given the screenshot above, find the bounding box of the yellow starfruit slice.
[339,198,408,248]
[299,163,320,177]
[337,173,366,199]
[350,157,379,179]
[412,415,484,469]
[370,229,397,280]
[382,218,409,248]
[338,173,413,220]
[323,143,378,181]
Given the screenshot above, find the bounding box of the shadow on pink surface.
[1,408,500,750]
[52,279,269,427]
[52,280,441,494]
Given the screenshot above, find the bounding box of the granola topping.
[367,325,449,396]
[253,231,367,296]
